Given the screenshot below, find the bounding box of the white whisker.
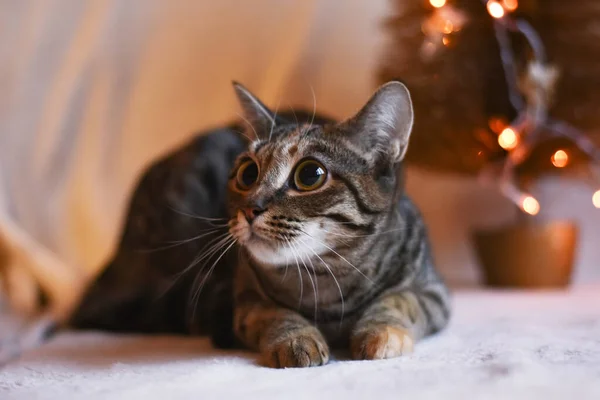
[268,99,281,143]
[173,232,233,285]
[308,82,317,130]
[166,228,225,244]
[318,226,408,239]
[190,238,237,321]
[184,232,233,274]
[236,112,259,141]
[287,103,300,126]
[281,241,290,283]
[301,243,320,321]
[299,236,345,327]
[159,232,232,300]
[290,239,317,320]
[232,128,254,142]
[139,227,224,253]
[167,206,229,226]
[300,230,373,285]
[296,238,320,321]
[285,237,304,309]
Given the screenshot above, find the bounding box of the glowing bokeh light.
[551,150,569,168]
[521,196,540,215]
[487,1,505,19]
[593,190,600,208]
[488,117,507,134]
[502,0,518,11]
[443,21,454,34]
[430,0,447,8]
[498,127,519,150]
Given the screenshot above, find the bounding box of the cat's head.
[227,81,414,267]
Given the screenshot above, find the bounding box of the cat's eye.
[293,159,327,191]
[236,159,259,190]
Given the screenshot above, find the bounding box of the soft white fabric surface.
[2,287,599,400]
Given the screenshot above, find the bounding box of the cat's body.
[71,112,328,348]
[71,127,244,346]
[72,82,451,367]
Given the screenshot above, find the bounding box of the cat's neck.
[239,199,416,323]
[242,232,390,321]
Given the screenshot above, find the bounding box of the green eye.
[236,159,259,190]
[294,159,327,191]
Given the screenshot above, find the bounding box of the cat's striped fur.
[228,82,449,366]
[71,82,450,367]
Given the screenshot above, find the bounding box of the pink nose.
[241,207,265,222]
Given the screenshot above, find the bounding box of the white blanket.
[2,287,599,400]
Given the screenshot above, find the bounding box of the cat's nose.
[242,206,266,222]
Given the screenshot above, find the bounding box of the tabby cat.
[71,81,451,367]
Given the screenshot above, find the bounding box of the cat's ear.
[232,81,277,141]
[345,81,414,163]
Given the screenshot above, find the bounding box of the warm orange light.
[488,117,507,134]
[430,0,447,8]
[443,21,454,34]
[487,1,505,18]
[521,195,540,215]
[593,190,600,208]
[502,0,518,11]
[551,150,569,168]
[498,127,519,150]
[442,36,450,46]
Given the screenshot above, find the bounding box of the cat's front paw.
[351,325,413,360]
[264,331,329,368]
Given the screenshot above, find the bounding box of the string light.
[417,0,600,215]
[420,4,467,59]
[498,127,519,150]
[521,195,540,215]
[593,190,600,209]
[551,150,569,168]
[429,0,446,8]
[487,1,505,19]
[502,0,518,12]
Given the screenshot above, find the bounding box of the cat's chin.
[243,238,291,267]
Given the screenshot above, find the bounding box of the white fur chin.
[244,221,328,267]
[245,242,291,266]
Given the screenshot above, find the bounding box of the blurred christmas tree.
[380,0,600,214]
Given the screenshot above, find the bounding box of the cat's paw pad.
[351,326,413,360]
[264,333,329,368]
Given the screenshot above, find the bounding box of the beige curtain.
[0,0,390,319]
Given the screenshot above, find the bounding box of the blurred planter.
[472,221,578,288]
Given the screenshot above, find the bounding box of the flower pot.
[472,221,579,288]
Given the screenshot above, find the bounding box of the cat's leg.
[234,297,329,368]
[349,283,450,360]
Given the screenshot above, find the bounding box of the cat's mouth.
[229,210,273,247]
[229,210,330,266]
[229,211,253,243]
[229,210,301,265]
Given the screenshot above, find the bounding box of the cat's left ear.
[345,81,414,163]
[232,81,277,141]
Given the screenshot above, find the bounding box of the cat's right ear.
[232,81,276,141]
[342,81,414,164]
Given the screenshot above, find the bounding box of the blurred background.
[1,0,599,319]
